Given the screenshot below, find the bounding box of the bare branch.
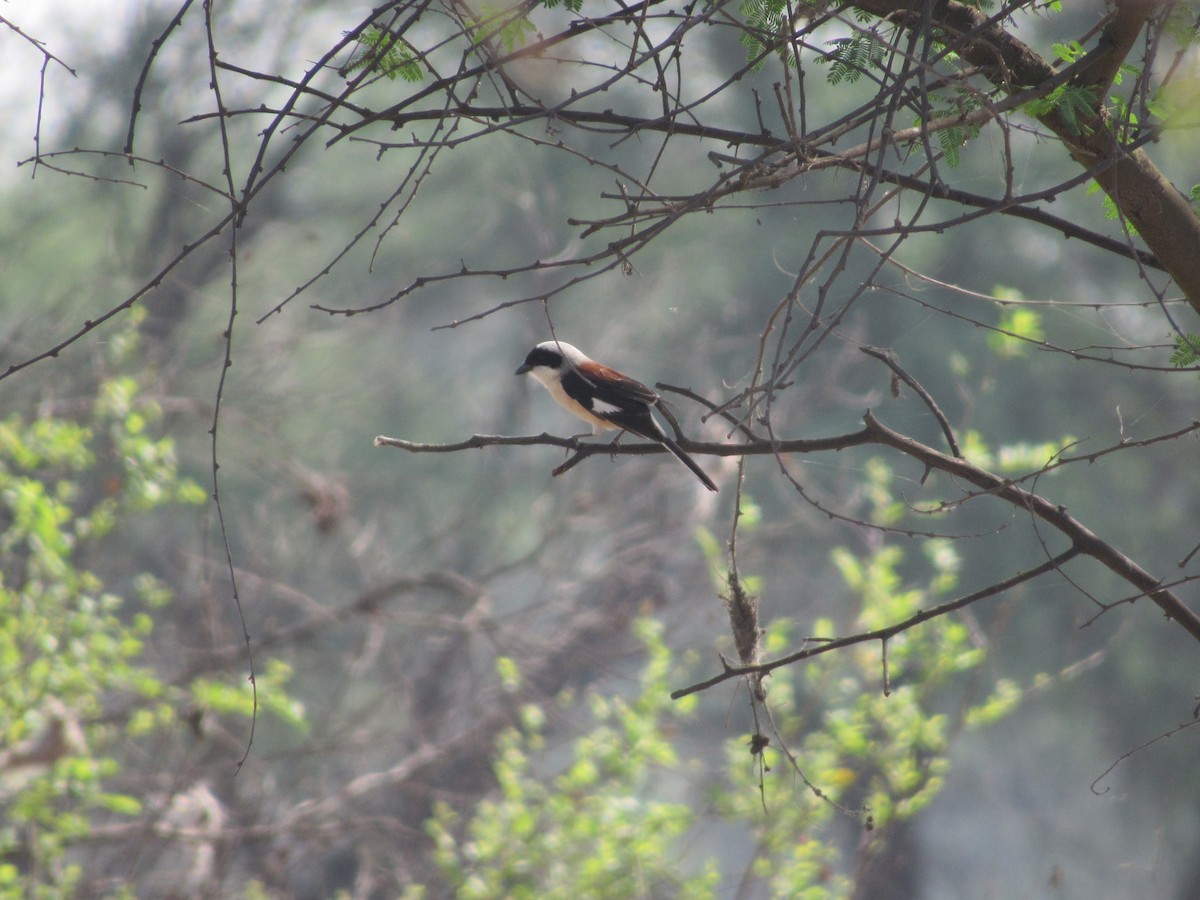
[673,547,1082,699]
[374,429,874,458]
[0,15,78,76]
[863,411,1200,642]
[859,346,961,459]
[125,0,196,156]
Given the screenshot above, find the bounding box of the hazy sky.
[5,2,1196,192]
[2,3,169,181]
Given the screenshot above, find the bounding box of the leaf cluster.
[424,620,717,898]
[819,31,889,85]
[0,316,302,895]
[420,463,1030,895]
[342,24,423,83]
[1169,333,1200,369]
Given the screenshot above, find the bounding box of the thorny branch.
[673,547,1084,699]
[5,1,1199,887]
[380,402,1200,659]
[10,0,1200,751]
[6,0,1195,380]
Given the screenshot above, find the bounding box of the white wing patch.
[592,399,622,415]
[539,373,617,431]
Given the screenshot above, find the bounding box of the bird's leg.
[607,429,627,460]
[562,428,594,459]
[568,422,606,442]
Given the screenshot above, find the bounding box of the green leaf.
[960,429,994,469]
[192,678,255,718]
[995,437,1077,472]
[496,655,522,692]
[471,4,538,54]
[938,125,965,167]
[343,25,423,82]
[819,32,889,85]
[95,793,142,816]
[1051,40,1084,65]
[1022,83,1096,134]
[965,679,1023,727]
[987,293,1044,358]
[738,0,794,69]
[1169,333,1200,368]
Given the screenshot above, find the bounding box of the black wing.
[561,361,664,440]
[563,359,718,490]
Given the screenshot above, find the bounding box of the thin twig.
[860,345,962,458]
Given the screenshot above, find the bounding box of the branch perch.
[379,408,1200,658]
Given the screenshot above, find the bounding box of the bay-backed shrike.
[515,340,718,492]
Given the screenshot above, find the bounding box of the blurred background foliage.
[1,1,1199,897]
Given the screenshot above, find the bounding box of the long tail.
[659,434,718,492]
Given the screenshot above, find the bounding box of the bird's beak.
[514,363,531,376]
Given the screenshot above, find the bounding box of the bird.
[515,340,718,492]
